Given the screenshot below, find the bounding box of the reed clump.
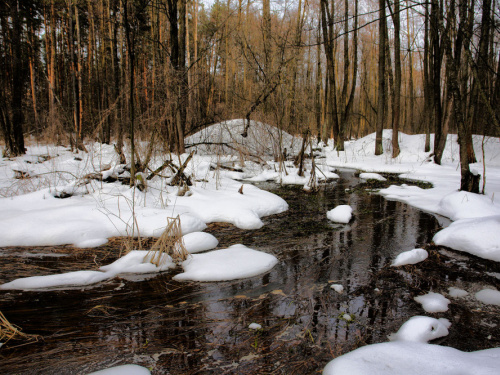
[0,311,39,346]
[144,216,190,266]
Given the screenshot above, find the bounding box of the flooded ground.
[1,170,499,374]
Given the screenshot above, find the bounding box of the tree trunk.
[391,0,401,158]
[123,0,136,185]
[177,0,187,153]
[431,0,445,164]
[8,0,26,156]
[375,0,386,156]
[423,1,431,152]
[320,0,340,148]
[445,0,480,193]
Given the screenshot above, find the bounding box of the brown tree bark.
[445,0,480,193]
[375,0,386,156]
[431,0,445,164]
[7,0,26,156]
[391,0,401,158]
[320,0,340,148]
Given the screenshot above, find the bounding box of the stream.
[1,169,499,374]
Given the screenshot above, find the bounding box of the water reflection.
[2,170,497,374]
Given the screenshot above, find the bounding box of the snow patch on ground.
[330,284,344,293]
[249,323,262,330]
[388,316,451,343]
[475,289,500,306]
[448,287,469,298]
[414,292,451,313]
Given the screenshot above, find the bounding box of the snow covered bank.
[320,130,500,262]
[0,241,278,289]
[323,340,500,375]
[0,143,287,248]
[88,364,151,375]
[0,250,175,290]
[323,316,500,375]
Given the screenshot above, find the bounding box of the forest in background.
[0,0,499,192]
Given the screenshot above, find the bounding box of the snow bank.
[0,241,278,289]
[323,315,500,375]
[322,341,500,375]
[0,250,175,290]
[173,245,278,282]
[392,248,428,266]
[0,270,111,290]
[436,191,500,221]
[326,205,353,224]
[359,172,386,181]
[433,216,500,262]
[183,181,288,230]
[0,157,287,247]
[319,130,500,263]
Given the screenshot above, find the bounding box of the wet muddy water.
[1,170,499,374]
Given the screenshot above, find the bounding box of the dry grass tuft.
[0,311,39,346]
[144,216,190,265]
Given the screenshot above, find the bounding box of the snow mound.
[323,313,500,375]
[99,250,174,274]
[185,119,300,159]
[87,364,151,375]
[432,216,500,262]
[388,316,451,343]
[392,248,428,266]
[249,323,262,330]
[185,181,288,230]
[330,284,344,293]
[182,232,219,253]
[173,244,278,282]
[327,205,353,224]
[448,287,468,298]
[475,289,500,306]
[322,341,500,375]
[359,172,386,181]
[437,191,500,221]
[414,292,450,313]
[0,270,111,290]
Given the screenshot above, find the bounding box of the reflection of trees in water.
[0,171,444,373]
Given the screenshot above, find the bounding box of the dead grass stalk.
[144,216,190,265]
[0,311,39,345]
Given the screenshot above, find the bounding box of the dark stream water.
[1,170,499,374]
